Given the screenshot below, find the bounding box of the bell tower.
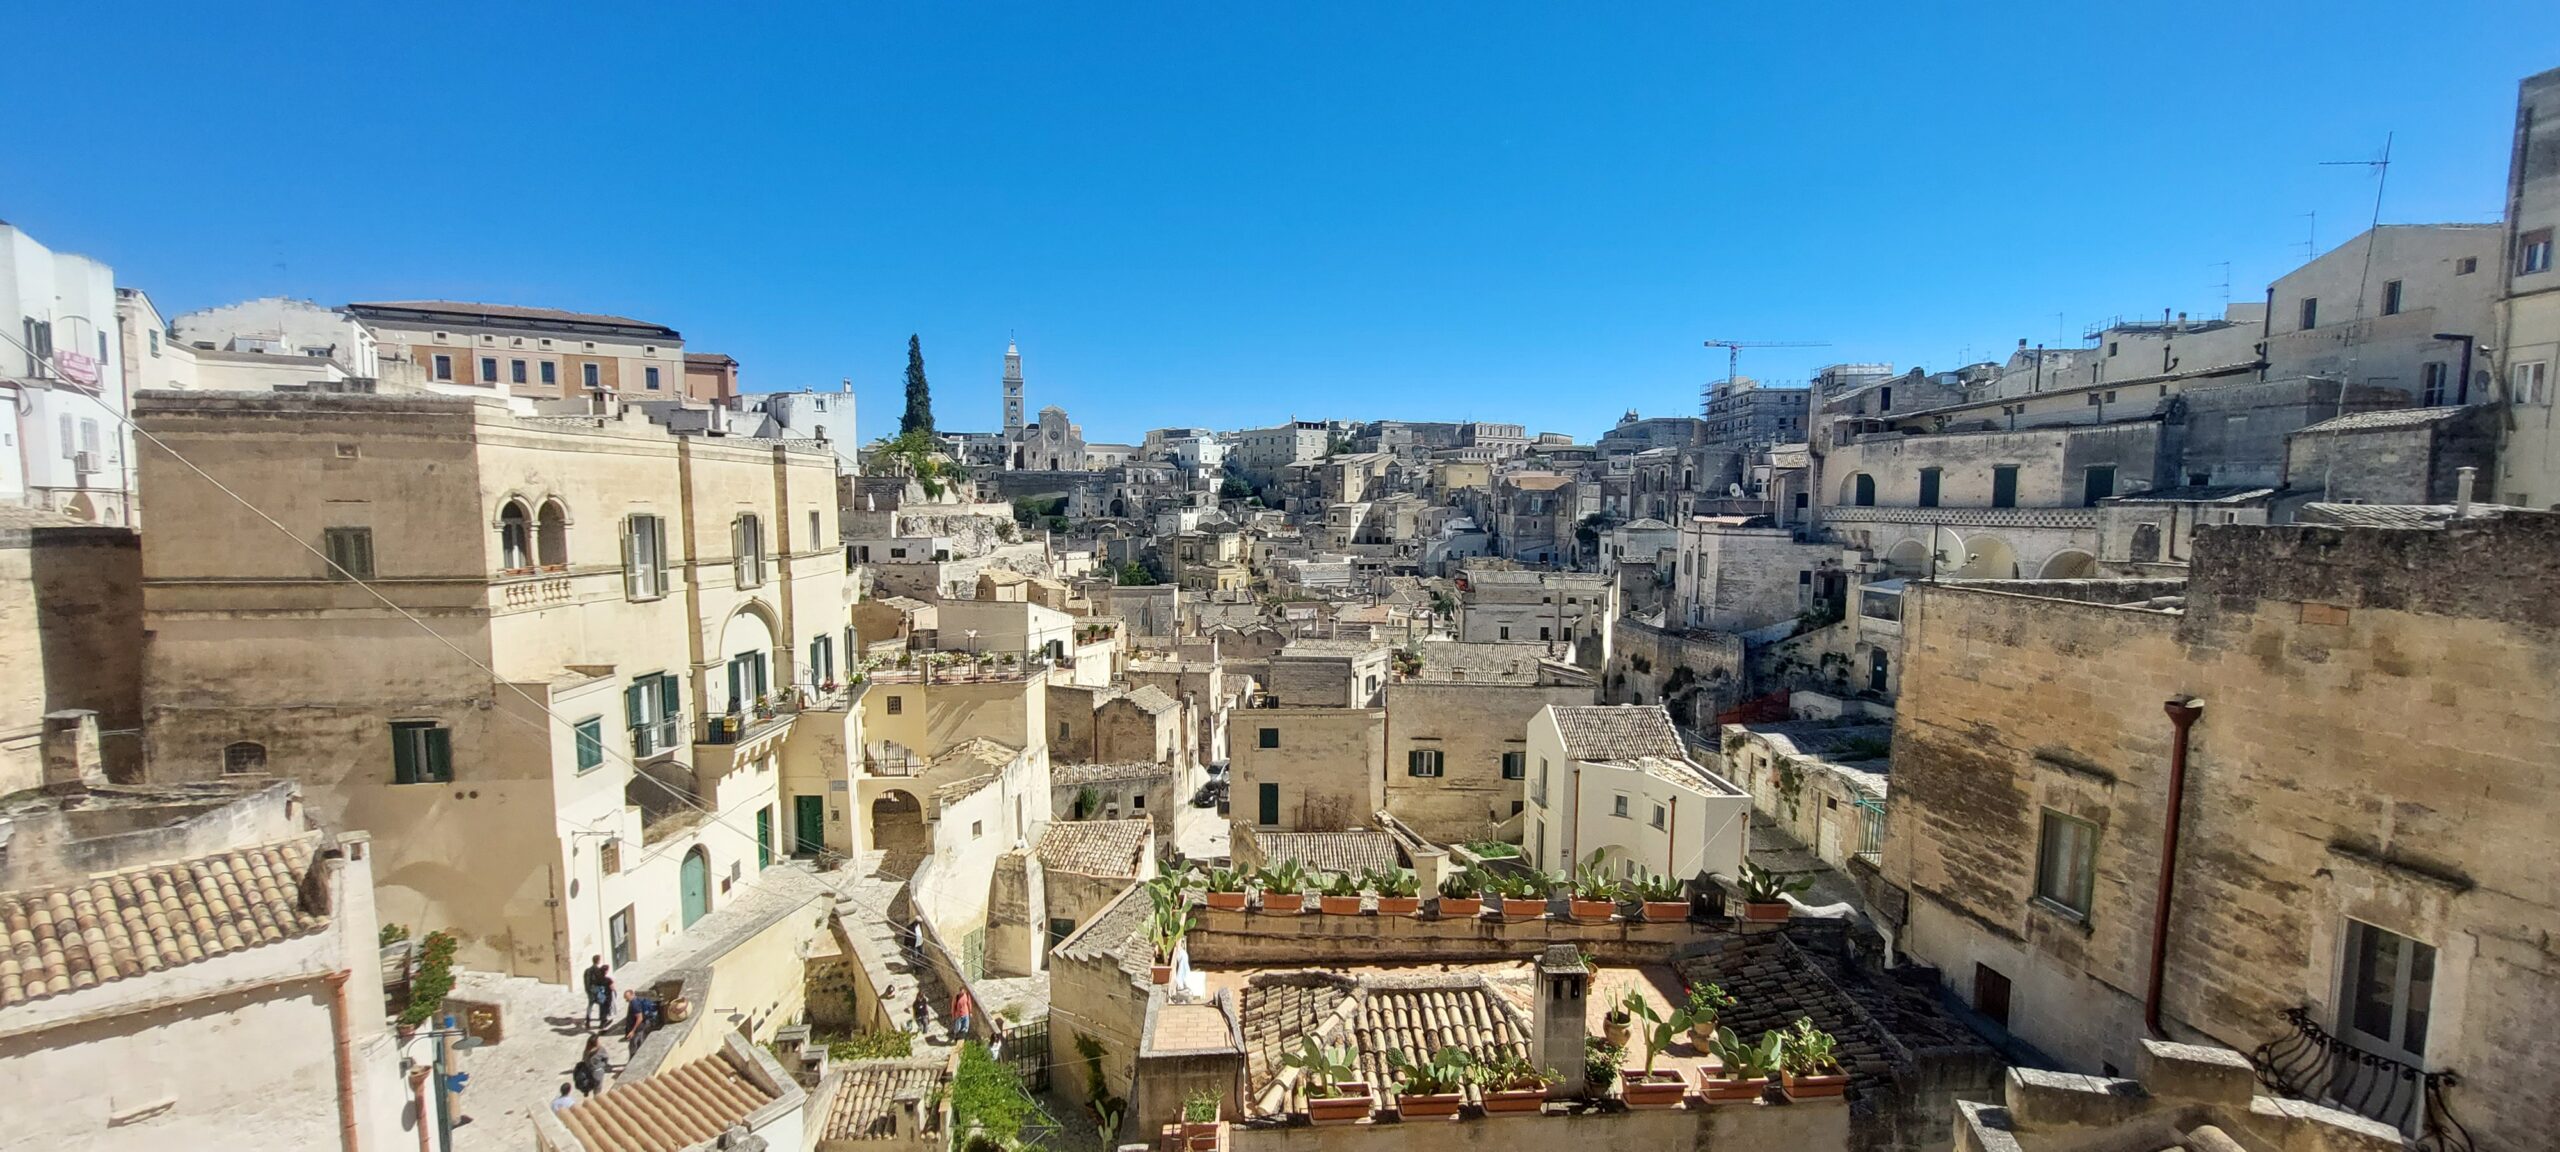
[1002,340,1026,439]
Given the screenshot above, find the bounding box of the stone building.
[1381,641,1597,844]
[1455,566,1613,662]
[1719,719,1892,869]
[2280,405,2499,505]
[1879,512,2560,1151]
[1672,519,1838,632]
[1489,471,1579,564]
[135,391,855,983]
[346,300,688,402]
[1012,405,1087,472]
[0,508,141,792]
[1520,703,1750,883]
[2496,65,2560,508]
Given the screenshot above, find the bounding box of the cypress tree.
[900,334,935,437]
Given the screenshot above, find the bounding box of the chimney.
[41,710,105,795]
[1532,946,1592,1097]
[893,1088,925,1143]
[2456,466,2476,517]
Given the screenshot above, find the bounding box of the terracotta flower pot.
[1643,901,1689,923]
[1308,1084,1375,1125]
[1319,895,1363,915]
[1150,963,1173,986]
[1500,897,1546,919]
[1782,1070,1850,1099]
[1438,896,1482,918]
[1603,1015,1632,1048]
[1376,896,1421,916]
[1568,899,1614,923]
[1261,893,1304,915]
[1740,901,1790,922]
[1702,1075,1768,1104]
[1204,891,1248,912]
[1620,1067,1688,1109]
[1481,1085,1550,1114]
[1397,1091,1464,1119]
[1182,1120,1221,1150]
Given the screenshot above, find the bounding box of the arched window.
[498,501,532,570]
[223,741,268,775]
[536,500,569,568]
[1853,474,1877,507]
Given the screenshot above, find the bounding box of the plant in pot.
[1567,852,1619,923]
[1435,869,1483,919]
[1583,1037,1623,1101]
[1627,868,1689,923]
[1386,1046,1480,1120]
[1478,1051,1555,1115]
[1282,1037,1374,1125]
[1683,983,1736,1049]
[1255,860,1308,915]
[1317,871,1364,915]
[1368,868,1422,916]
[1144,884,1196,987]
[1618,991,1693,1108]
[1702,1028,1782,1104]
[1733,862,1808,922]
[1493,870,1550,920]
[1777,1018,1849,1099]
[1180,1088,1222,1150]
[1601,999,1633,1049]
[1202,867,1249,913]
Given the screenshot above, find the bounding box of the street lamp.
[401,1020,485,1152]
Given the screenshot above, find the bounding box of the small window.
[2083,465,2116,508]
[1501,750,1525,780]
[2106,341,2119,357]
[222,741,268,775]
[1498,626,1509,640]
[1612,794,1630,818]
[432,354,453,381]
[2421,362,2451,406]
[582,362,601,388]
[148,328,161,357]
[601,841,622,876]
[1258,727,1279,749]
[1058,720,1070,739]
[511,359,527,384]
[971,820,983,838]
[2380,279,2404,316]
[1407,749,1444,777]
[391,721,453,784]
[1650,803,1665,829]
[540,361,558,385]
[809,510,822,548]
[622,515,670,599]
[2520,228,2554,275]
[1048,917,1077,948]
[2455,256,2477,275]
[479,356,497,383]
[2513,361,2551,406]
[574,717,605,773]
[734,514,766,588]
[1991,466,2019,509]
[645,365,661,390]
[886,695,904,715]
[2034,810,2097,917]
[323,527,375,580]
[1917,468,1941,508]
[2299,297,2319,330]
[1131,792,1146,810]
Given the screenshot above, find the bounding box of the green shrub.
[828,1029,915,1060]
[951,1040,1036,1147]
[399,930,459,1028]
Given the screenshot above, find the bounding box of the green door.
[680,849,711,927]
[756,807,773,868]
[1257,782,1280,826]
[794,796,826,858]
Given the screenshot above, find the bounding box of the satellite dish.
[1727,483,1744,498]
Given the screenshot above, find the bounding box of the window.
[1991,466,2019,509]
[2082,465,2116,507]
[2513,361,2551,406]
[2034,810,2097,917]
[391,721,453,784]
[1650,803,1666,829]
[608,906,634,966]
[223,741,268,775]
[1533,758,1549,807]
[582,362,601,388]
[885,694,903,715]
[1869,648,1890,694]
[432,354,453,381]
[540,361,557,386]
[626,673,682,757]
[1257,782,1280,825]
[511,359,527,384]
[323,527,375,580]
[1973,964,2012,1028]
[2341,920,2436,1060]
[2521,228,2554,275]
[479,356,497,383]
[148,328,160,357]
[2381,279,2403,316]
[809,635,835,686]
[1852,473,1876,506]
[2106,341,2119,357]
[499,502,532,569]
[2455,256,2477,275]
[1917,468,1940,508]
[2299,297,2319,330]
[1407,748,1444,777]
[1131,792,1146,810]
[1501,750,1525,780]
[1539,626,1551,641]
[808,510,822,549]
[1258,727,1279,749]
[1048,917,1078,948]
[2421,362,2451,406]
[601,841,622,876]
[1498,626,1510,640]
[971,820,982,838]
[574,717,605,773]
[644,365,662,390]
[1612,794,1630,818]
[622,514,670,599]
[734,514,766,588]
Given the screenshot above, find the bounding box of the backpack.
[571,1061,598,1094]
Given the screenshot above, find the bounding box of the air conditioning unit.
[71,450,99,475]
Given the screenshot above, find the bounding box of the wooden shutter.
[657,673,682,723]
[392,726,418,784]
[424,726,452,782]
[651,518,671,595]
[732,517,746,587]
[622,517,642,598]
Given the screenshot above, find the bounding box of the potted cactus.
[1627,868,1689,923]
[1387,1046,1479,1119]
[1478,1051,1555,1115]
[1777,1018,1849,1099]
[1180,1089,1222,1150]
[1733,862,1807,922]
[1317,871,1364,915]
[1282,1037,1374,1125]
[1567,852,1618,923]
[1684,983,1736,1049]
[1202,866,1249,913]
[1618,991,1692,1108]
[1145,884,1195,987]
[1435,870,1483,919]
[1703,1028,1781,1104]
[1255,860,1308,915]
[1369,868,1422,916]
[1494,871,1550,920]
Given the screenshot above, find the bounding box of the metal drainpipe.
[2146,697,2205,1038]
[325,969,361,1152]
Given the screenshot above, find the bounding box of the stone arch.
[717,602,780,711]
[536,499,570,567]
[2038,550,2097,579]
[498,499,532,570]
[1842,472,1876,507]
[1883,539,1931,577]
[871,789,928,857]
[1953,534,2019,579]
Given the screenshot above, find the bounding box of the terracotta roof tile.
[1116,685,1180,715]
[1237,972,1533,1107]
[1052,762,1172,787]
[0,837,324,1010]
[1034,820,1152,877]
[556,1047,777,1152]
[1254,832,1397,878]
[823,1059,949,1141]
[1549,705,1684,762]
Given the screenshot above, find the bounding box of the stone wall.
[1604,616,1746,729]
[2283,407,2499,505]
[1226,708,1385,833]
[1,525,144,792]
[1382,681,1594,845]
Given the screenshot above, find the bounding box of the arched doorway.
[680,846,712,927]
[1954,534,2020,579]
[2038,550,2097,579]
[536,500,569,566]
[1883,539,1931,577]
[872,790,927,857]
[719,605,778,715]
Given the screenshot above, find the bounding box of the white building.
[745,385,861,474]
[2,223,129,524]
[1521,703,1749,884]
[171,296,381,378]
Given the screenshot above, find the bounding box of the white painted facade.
[1520,706,1750,883]
[1,224,129,523]
[172,296,381,377]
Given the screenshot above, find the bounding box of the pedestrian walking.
[582,956,614,1029]
[581,1034,612,1095]
[624,988,661,1050]
[950,989,974,1041]
[551,1083,578,1112]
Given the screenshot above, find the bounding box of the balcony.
[1823,505,2099,530]
[700,695,799,747]
[2251,1007,2470,1152]
[628,716,684,760]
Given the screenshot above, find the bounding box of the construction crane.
[1701,339,1830,411]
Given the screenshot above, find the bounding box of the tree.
[1116,561,1156,586]
[900,334,934,437]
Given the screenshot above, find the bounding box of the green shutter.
[626,684,645,729]
[658,672,681,717]
[424,726,452,782]
[392,726,418,784]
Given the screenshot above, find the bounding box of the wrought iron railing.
[2251,1006,2470,1152]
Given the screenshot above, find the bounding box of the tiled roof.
[929,738,1019,774]
[1034,820,1152,877]
[931,773,1001,811]
[1239,973,1353,1091]
[1605,754,1744,797]
[1237,972,1533,1107]
[2295,406,2467,435]
[2109,484,2274,504]
[1410,640,1554,684]
[555,1048,778,1152]
[1052,884,1153,980]
[0,505,94,531]
[1275,639,1385,659]
[1117,685,1179,715]
[823,1059,949,1141]
[0,837,324,1010]
[1255,831,1397,877]
[1052,761,1173,786]
[345,300,678,337]
[2298,502,2524,529]
[1550,705,1685,762]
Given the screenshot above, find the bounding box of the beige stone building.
[1880,513,2560,1151]
[135,391,855,983]
[2497,66,2560,508]
[347,300,688,403]
[1381,641,1596,845]
[0,508,141,792]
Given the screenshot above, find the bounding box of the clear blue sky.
[5,3,2550,443]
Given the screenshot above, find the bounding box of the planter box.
[1643,901,1689,923]
[1701,1076,1768,1104]
[1261,893,1305,915]
[1437,896,1482,918]
[1308,1085,1375,1125]
[1782,1070,1850,1099]
[1620,1068,1687,1109]
[1182,1120,1221,1150]
[1740,901,1791,922]
[1318,895,1363,915]
[1396,1092,1464,1119]
[1204,891,1248,912]
[1481,1086,1550,1114]
[1500,898,1547,919]
[1568,899,1614,923]
[1376,896,1421,916]
[1150,963,1172,986]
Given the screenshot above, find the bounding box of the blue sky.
[4,3,2550,443]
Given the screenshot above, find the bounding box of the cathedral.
[1000,340,1087,471]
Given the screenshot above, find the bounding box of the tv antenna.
[2322,132,2394,321]
[1700,339,1829,411]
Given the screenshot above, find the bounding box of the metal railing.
[629,716,684,759]
[2251,1006,2470,1152]
[701,696,797,745]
